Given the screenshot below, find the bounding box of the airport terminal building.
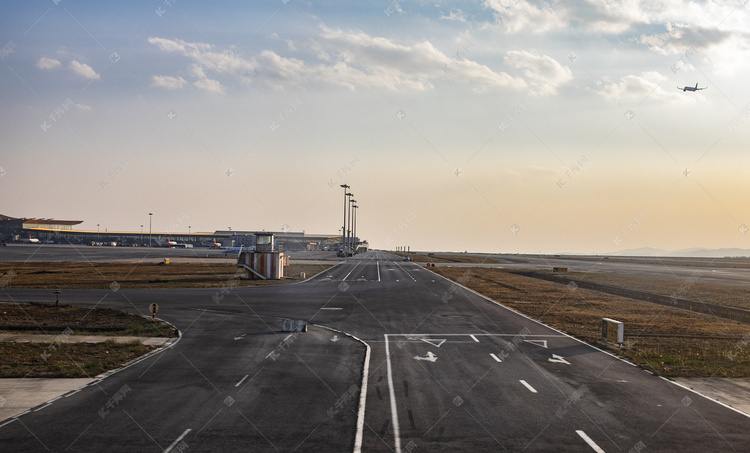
[0,213,350,251]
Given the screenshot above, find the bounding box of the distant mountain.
[609,247,750,258]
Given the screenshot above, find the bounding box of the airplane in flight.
[678,83,707,92]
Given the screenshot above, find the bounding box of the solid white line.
[164,428,192,453]
[519,380,537,393]
[377,260,381,282]
[320,307,343,310]
[235,375,249,388]
[385,335,402,453]
[490,353,502,362]
[0,418,18,428]
[470,335,479,342]
[313,324,372,453]
[576,430,605,453]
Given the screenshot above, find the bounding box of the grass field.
[0,302,177,378]
[431,267,750,378]
[0,341,154,378]
[0,261,333,289]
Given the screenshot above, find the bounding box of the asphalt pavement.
[1,250,749,451]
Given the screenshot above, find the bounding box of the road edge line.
[313,324,372,453]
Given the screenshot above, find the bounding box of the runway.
[1,251,749,451]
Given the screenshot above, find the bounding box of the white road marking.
[377,260,381,282]
[576,430,606,453]
[235,375,249,388]
[385,336,402,453]
[519,380,538,393]
[0,418,18,428]
[34,403,52,412]
[524,339,548,348]
[320,307,343,310]
[549,354,571,365]
[414,351,438,362]
[470,335,479,342]
[165,428,192,453]
[490,353,502,362]
[421,338,446,348]
[65,389,82,397]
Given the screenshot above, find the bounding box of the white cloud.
[150,75,188,90]
[36,57,62,69]
[68,60,100,80]
[193,78,225,94]
[638,22,733,56]
[483,0,567,33]
[593,71,685,103]
[440,9,468,23]
[505,51,572,96]
[148,31,527,93]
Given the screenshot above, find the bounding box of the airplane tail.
[695,83,698,88]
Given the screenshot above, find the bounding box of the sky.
[1,0,749,254]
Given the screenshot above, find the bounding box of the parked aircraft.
[19,234,40,244]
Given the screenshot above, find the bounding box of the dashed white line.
[164,428,192,453]
[470,335,479,342]
[490,353,503,362]
[519,380,537,393]
[34,403,52,412]
[235,375,249,388]
[576,430,605,453]
[65,389,82,397]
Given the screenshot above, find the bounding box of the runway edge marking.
[425,267,750,420]
[313,324,372,453]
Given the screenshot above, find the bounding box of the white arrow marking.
[421,339,446,348]
[548,354,571,365]
[490,353,502,362]
[524,339,548,348]
[331,335,340,342]
[414,351,438,362]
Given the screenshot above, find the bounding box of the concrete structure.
[237,233,285,280]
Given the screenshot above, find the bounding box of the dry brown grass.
[399,253,497,264]
[432,267,750,378]
[0,262,333,289]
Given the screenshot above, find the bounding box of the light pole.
[148,213,153,247]
[188,225,191,244]
[349,199,356,254]
[97,224,100,243]
[346,193,354,255]
[140,225,143,246]
[339,184,350,252]
[352,204,358,253]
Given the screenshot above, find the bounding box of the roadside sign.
[150,303,158,318]
[602,318,624,344]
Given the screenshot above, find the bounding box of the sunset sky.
[1,1,749,254]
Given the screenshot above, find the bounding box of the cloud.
[193,77,225,94]
[637,22,734,55]
[150,75,188,90]
[68,60,100,79]
[483,0,567,33]
[440,9,468,23]
[148,31,527,93]
[593,71,684,103]
[36,57,62,69]
[505,51,572,96]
